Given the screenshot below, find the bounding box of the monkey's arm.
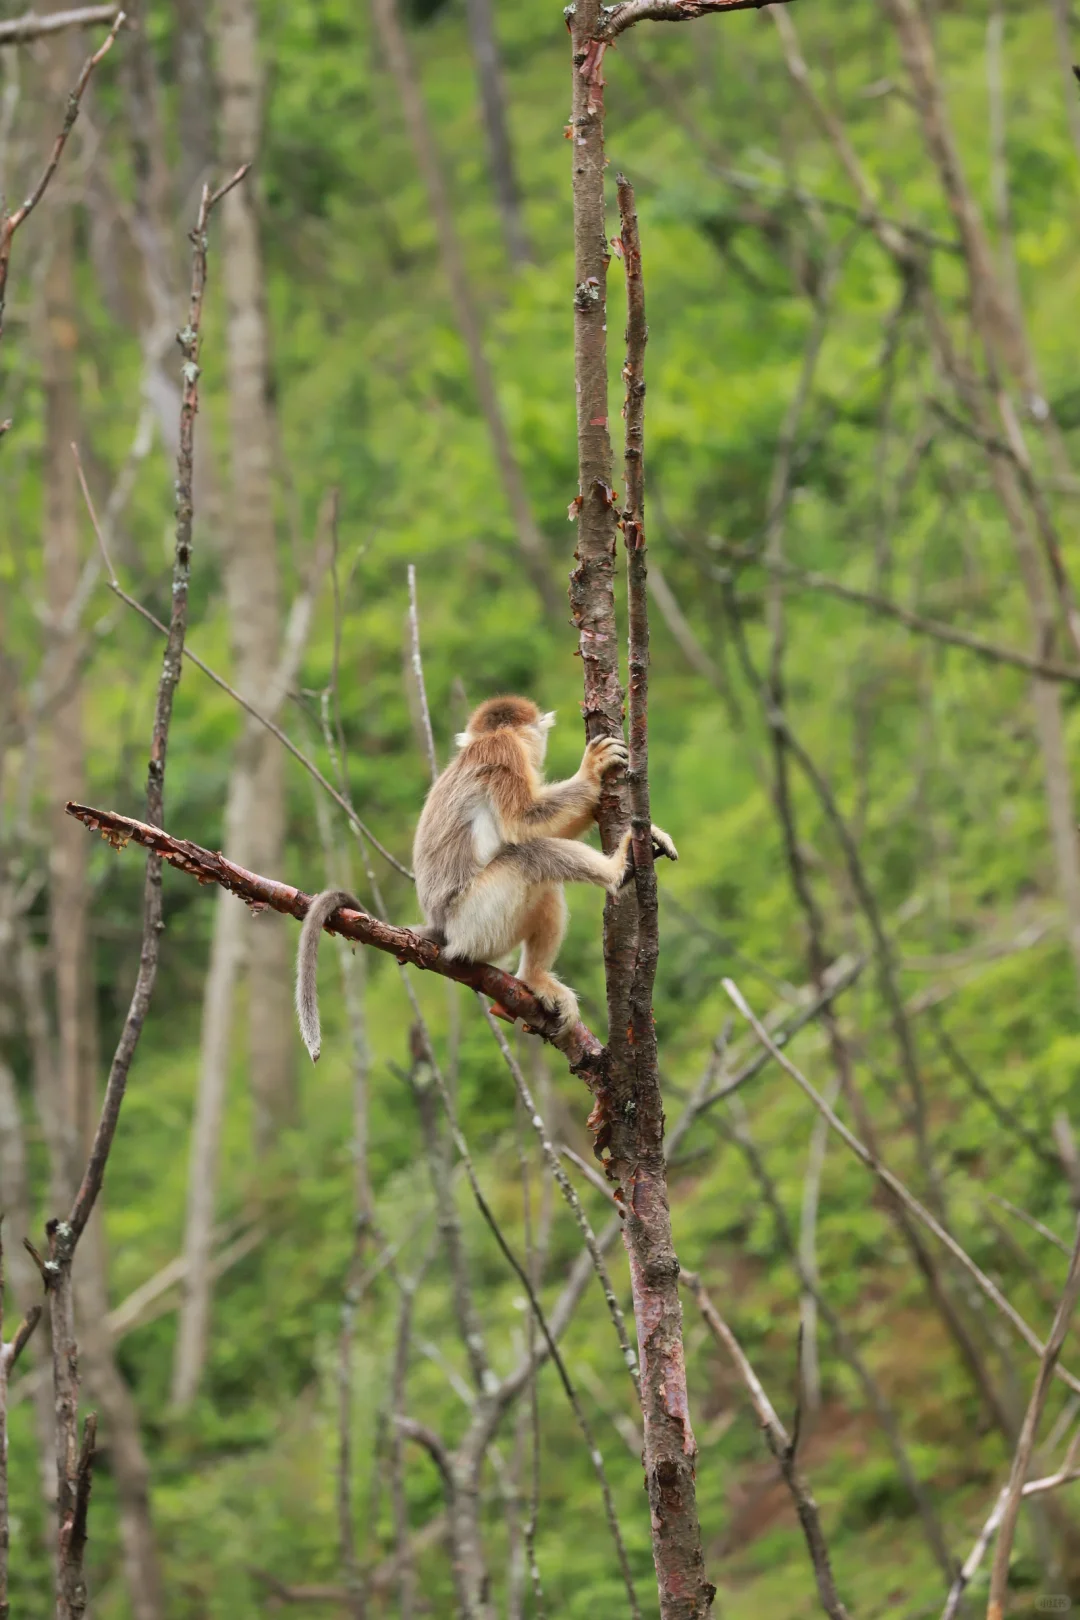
[518,736,628,839]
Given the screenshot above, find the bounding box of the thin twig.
[987,1213,1080,1618]
[72,451,412,882]
[724,978,1080,1399]
[0,10,125,341]
[695,954,867,1114]
[683,1271,850,1620]
[482,1005,639,1392]
[67,171,245,1246]
[599,0,796,41]
[719,547,1080,686]
[0,6,117,44]
[721,1101,955,1576]
[46,175,241,1619]
[407,1025,642,1619]
[941,1437,1080,1619]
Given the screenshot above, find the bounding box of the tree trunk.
[567,13,711,1617]
[462,0,530,267]
[218,0,294,1150]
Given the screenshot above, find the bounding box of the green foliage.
[4,0,1080,1615]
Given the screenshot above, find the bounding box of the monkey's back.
[413,730,536,928]
[413,761,486,928]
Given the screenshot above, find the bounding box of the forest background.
[4,0,1080,1615]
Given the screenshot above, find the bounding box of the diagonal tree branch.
[64,802,607,1086]
[723,977,1080,1399]
[0,10,125,344]
[718,546,1080,686]
[987,1215,1080,1619]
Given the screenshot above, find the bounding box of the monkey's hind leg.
[517,884,578,1033]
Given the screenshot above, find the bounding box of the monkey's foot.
[524,975,580,1035]
[616,825,678,890]
[651,826,678,863]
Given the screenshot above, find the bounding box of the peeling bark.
[568,25,711,1610]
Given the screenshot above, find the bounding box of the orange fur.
[295,695,678,1055]
[409,696,675,1034]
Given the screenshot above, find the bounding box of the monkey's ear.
[538,711,556,732]
[454,729,472,749]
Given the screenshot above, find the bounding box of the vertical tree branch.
[987,1216,1080,1618]
[67,167,248,1243]
[46,167,246,1620]
[572,95,709,1597]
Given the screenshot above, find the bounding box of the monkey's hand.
[651,825,678,863]
[581,735,629,784]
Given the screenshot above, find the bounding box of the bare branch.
[73,453,412,881]
[64,801,608,1085]
[720,1102,954,1577]
[683,1271,850,1620]
[8,1305,42,1371]
[395,1417,455,1496]
[987,1215,1080,1618]
[66,173,243,1246]
[723,978,1080,1398]
[598,0,796,41]
[0,6,118,45]
[0,11,125,342]
[942,1452,1080,1619]
[0,1220,43,1619]
[719,547,1080,686]
[482,1006,639,1393]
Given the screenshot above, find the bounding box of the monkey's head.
[457,695,556,768]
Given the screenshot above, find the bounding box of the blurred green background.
[4,0,1080,1613]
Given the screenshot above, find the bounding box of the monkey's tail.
[295,889,362,1063]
